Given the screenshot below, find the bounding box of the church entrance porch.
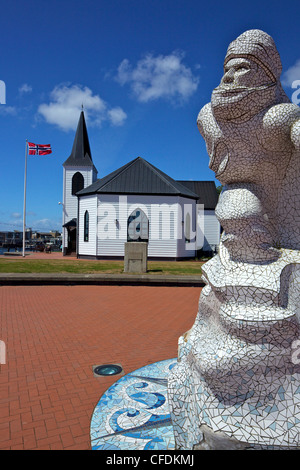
[63,218,77,255]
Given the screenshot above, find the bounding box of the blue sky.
[0,0,299,232]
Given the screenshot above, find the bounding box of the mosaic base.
[90,359,177,450]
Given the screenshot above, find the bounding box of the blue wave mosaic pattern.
[90,359,177,450]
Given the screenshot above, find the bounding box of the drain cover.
[93,364,123,376]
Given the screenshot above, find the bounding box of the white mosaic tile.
[168,29,300,450]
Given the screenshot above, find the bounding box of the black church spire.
[63,111,94,167]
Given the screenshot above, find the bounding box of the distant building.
[0,229,61,251]
[32,231,61,241]
[0,229,32,247]
[62,112,220,259]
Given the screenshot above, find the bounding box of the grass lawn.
[0,258,206,276]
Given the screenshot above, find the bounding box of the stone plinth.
[124,242,148,273]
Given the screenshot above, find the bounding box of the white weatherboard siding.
[203,210,220,251]
[78,195,97,255]
[176,197,197,258]
[63,166,95,222]
[62,166,96,249]
[95,194,195,258]
[63,227,68,250]
[62,167,68,249]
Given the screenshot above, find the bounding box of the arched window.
[72,172,84,195]
[127,208,149,242]
[84,211,89,242]
[185,212,191,242]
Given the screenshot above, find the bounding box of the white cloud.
[282,59,300,87]
[29,218,61,232]
[107,106,127,126]
[19,83,32,94]
[38,84,127,131]
[11,212,22,219]
[116,51,199,103]
[34,218,54,229]
[0,105,17,115]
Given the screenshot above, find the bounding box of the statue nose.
[222,69,235,83]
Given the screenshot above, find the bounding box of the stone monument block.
[124,242,148,273]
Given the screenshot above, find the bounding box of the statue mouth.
[211,82,277,123]
[212,86,251,104]
[211,87,251,109]
[213,82,275,97]
[214,86,249,94]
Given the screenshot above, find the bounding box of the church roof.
[177,181,219,209]
[63,111,95,169]
[76,157,199,199]
[63,218,77,228]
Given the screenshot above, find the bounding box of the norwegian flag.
[28,142,52,155]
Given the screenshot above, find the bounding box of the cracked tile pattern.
[168,29,300,449]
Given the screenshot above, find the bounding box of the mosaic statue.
[168,30,300,449]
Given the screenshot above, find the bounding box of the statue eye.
[236,65,249,71]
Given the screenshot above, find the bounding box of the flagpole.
[22,140,28,257]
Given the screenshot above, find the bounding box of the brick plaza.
[0,284,201,450]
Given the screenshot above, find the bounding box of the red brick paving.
[0,285,201,450]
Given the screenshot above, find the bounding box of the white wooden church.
[62,111,220,259]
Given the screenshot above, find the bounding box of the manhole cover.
[93,364,123,376]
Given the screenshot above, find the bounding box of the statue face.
[221,58,270,90]
[211,57,276,122]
